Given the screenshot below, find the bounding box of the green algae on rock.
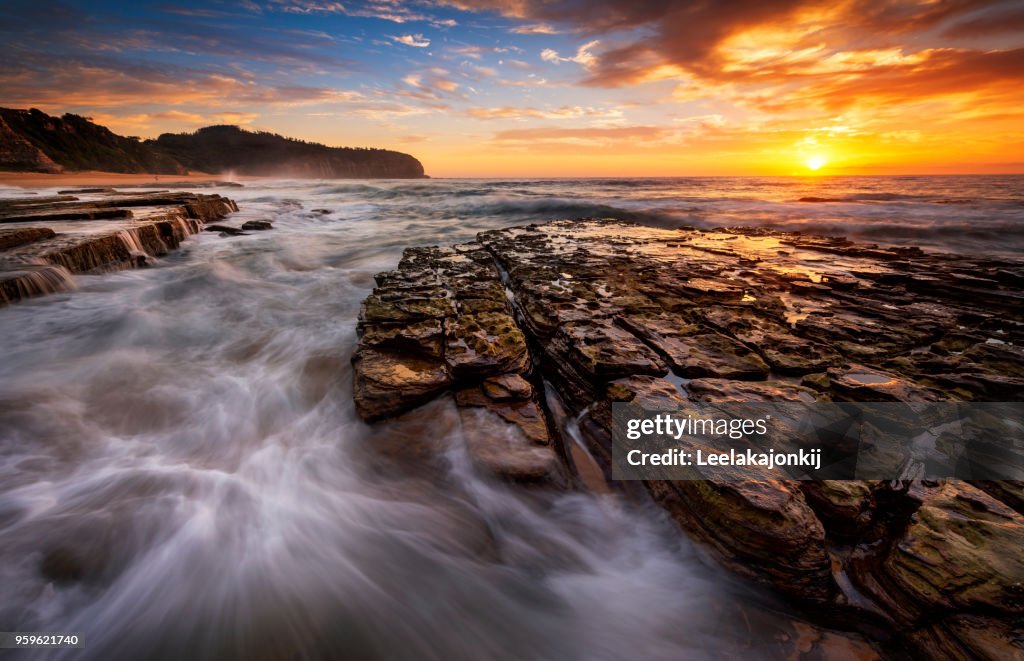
[353,242,564,484]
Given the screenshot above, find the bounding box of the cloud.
[497,73,548,86]
[467,105,623,121]
[494,125,666,142]
[156,6,239,18]
[0,2,355,75]
[434,78,460,91]
[274,1,347,12]
[434,0,532,18]
[713,47,1024,116]
[540,39,600,66]
[449,45,515,59]
[392,33,431,47]
[443,0,1024,156]
[5,0,1020,173]
[0,54,369,110]
[942,4,1024,37]
[272,0,455,26]
[488,124,675,152]
[443,0,1019,90]
[511,23,558,34]
[399,69,462,97]
[90,110,261,134]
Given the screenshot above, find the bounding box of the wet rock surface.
[205,224,248,237]
[0,189,238,305]
[355,218,1024,658]
[353,241,563,484]
[881,482,1024,615]
[494,219,1024,657]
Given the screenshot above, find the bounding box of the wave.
[797,193,932,203]
[442,197,692,226]
[232,175,1023,257]
[316,183,387,195]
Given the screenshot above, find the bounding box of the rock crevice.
[354,218,1024,659]
[353,241,564,483]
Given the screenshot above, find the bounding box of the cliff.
[149,125,426,179]
[0,108,427,179]
[0,108,186,174]
[0,114,64,173]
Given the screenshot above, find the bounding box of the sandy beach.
[0,170,260,189]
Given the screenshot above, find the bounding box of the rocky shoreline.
[0,189,238,305]
[353,218,1024,659]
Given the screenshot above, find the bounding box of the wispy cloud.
[492,125,668,147]
[272,0,455,26]
[540,40,600,66]
[400,68,462,97]
[467,105,623,121]
[91,110,260,134]
[392,33,431,47]
[448,44,516,59]
[511,23,558,34]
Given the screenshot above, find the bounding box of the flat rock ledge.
[354,218,1024,659]
[0,190,238,305]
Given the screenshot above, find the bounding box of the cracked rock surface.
[354,218,1024,658]
[353,242,563,484]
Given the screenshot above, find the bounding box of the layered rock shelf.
[0,190,238,305]
[354,243,565,483]
[354,218,1024,659]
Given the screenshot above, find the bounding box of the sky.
[1,0,1023,177]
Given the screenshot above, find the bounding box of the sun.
[806,155,827,171]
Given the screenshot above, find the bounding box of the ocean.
[263,174,1024,256]
[0,175,1020,659]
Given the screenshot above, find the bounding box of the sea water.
[0,175,1020,659]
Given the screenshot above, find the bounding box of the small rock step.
[0,191,238,306]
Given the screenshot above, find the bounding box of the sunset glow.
[806,155,827,172]
[1,1,1022,177]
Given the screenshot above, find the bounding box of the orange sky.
[2,0,1023,176]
